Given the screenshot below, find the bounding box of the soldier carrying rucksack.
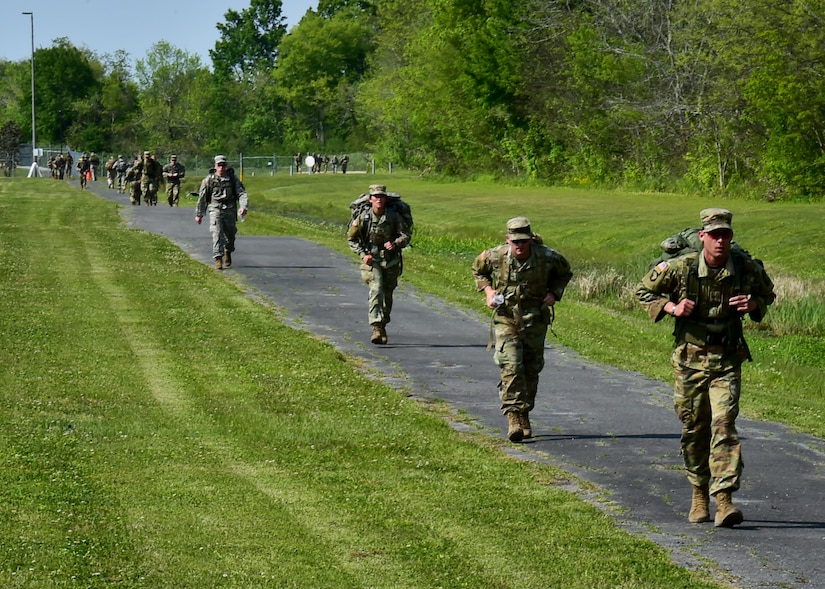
[347,184,412,345]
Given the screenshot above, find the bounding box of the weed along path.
[90,183,825,589]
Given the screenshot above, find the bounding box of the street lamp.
[22,11,39,177]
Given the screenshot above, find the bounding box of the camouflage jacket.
[196,170,248,217]
[347,208,411,268]
[636,250,775,354]
[163,162,186,184]
[472,241,572,327]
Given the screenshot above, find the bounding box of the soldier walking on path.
[129,151,163,206]
[347,184,411,345]
[195,155,249,270]
[163,154,186,206]
[472,217,572,442]
[635,208,775,528]
[76,153,90,189]
[89,152,100,181]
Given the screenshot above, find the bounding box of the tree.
[274,11,374,148]
[26,38,100,147]
[210,0,287,82]
[135,42,208,154]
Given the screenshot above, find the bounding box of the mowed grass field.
[1,173,822,588]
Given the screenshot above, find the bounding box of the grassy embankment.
[237,171,825,439]
[0,178,728,587]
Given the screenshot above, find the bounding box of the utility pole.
[22,11,40,177]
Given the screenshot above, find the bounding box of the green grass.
[0,178,725,587]
[233,171,825,439]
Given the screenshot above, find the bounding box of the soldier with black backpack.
[347,184,412,344]
[195,155,249,270]
[636,208,775,528]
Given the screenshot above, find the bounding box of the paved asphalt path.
[88,182,824,588]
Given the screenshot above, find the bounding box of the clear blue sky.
[2,0,317,67]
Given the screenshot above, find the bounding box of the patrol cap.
[170,154,177,160]
[214,154,227,165]
[143,150,150,157]
[700,208,733,232]
[506,216,533,241]
[368,184,387,196]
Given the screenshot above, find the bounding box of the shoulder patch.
[655,261,668,272]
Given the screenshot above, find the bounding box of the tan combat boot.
[714,490,744,528]
[379,325,388,344]
[224,251,232,268]
[688,484,711,523]
[519,411,532,439]
[215,257,223,270]
[506,411,523,442]
[371,323,383,345]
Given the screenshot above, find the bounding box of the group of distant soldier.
[46,152,74,179]
[294,153,349,174]
[58,150,185,206]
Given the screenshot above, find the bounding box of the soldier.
[125,154,142,204]
[162,154,186,206]
[347,184,412,345]
[195,155,249,270]
[472,217,572,442]
[64,152,73,178]
[135,151,163,205]
[54,153,65,179]
[89,152,100,181]
[76,153,90,189]
[635,209,775,528]
[340,154,349,174]
[114,155,129,193]
[105,155,116,189]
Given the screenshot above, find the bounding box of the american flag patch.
[655,261,668,272]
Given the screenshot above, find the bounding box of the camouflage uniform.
[114,156,129,193]
[105,157,116,188]
[76,155,90,189]
[196,155,249,267]
[347,185,412,340]
[89,152,100,181]
[125,156,142,204]
[472,217,572,432]
[141,153,164,206]
[636,209,775,500]
[163,155,186,206]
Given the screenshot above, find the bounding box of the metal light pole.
[22,11,39,176]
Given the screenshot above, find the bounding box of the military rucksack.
[651,227,760,269]
[349,192,414,243]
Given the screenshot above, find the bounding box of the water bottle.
[492,294,504,307]
[237,211,245,222]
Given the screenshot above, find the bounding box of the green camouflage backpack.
[349,192,414,243]
[651,227,759,268]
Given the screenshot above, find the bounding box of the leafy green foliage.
[210,0,287,81]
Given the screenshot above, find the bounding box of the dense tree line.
[2,0,825,198]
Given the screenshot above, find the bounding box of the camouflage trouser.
[493,312,548,414]
[129,181,141,204]
[141,181,158,205]
[167,182,181,206]
[360,261,401,326]
[208,207,238,259]
[672,343,743,495]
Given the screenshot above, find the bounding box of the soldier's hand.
[672,299,695,317]
[383,240,395,251]
[729,294,753,313]
[363,254,374,265]
[195,215,202,225]
[542,292,557,307]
